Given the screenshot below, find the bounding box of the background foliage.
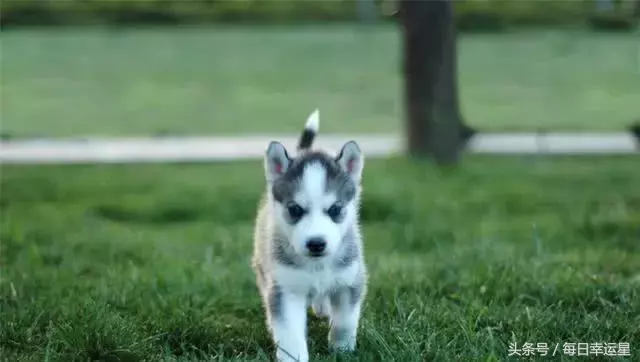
[2,0,638,30]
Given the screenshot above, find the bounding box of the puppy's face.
[264,142,364,260]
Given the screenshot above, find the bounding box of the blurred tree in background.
[398,0,472,165]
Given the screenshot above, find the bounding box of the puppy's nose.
[306,237,326,255]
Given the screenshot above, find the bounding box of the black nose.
[306,237,326,255]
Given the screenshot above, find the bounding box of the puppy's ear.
[336,140,364,182]
[264,141,291,182]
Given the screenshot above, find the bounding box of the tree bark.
[399,0,472,165]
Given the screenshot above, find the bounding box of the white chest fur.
[274,261,360,298]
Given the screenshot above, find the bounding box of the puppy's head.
[264,141,364,260]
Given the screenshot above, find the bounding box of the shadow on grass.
[578,199,640,251]
[91,193,409,225]
[93,204,203,224]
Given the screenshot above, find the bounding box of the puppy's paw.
[328,326,356,352]
[276,344,309,362]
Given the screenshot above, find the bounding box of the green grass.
[1,156,639,361]
[1,26,638,138]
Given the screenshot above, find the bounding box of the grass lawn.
[1,156,639,360]
[1,26,638,138]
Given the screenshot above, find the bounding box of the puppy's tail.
[297,109,319,151]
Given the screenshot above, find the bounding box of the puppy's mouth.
[307,251,327,258]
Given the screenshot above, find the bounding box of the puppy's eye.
[326,203,343,220]
[286,203,305,220]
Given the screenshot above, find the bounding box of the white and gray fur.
[252,109,367,362]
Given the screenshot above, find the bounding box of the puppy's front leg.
[267,286,309,362]
[328,283,364,352]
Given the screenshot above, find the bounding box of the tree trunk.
[399,0,471,165]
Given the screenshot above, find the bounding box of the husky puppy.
[252,109,367,362]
